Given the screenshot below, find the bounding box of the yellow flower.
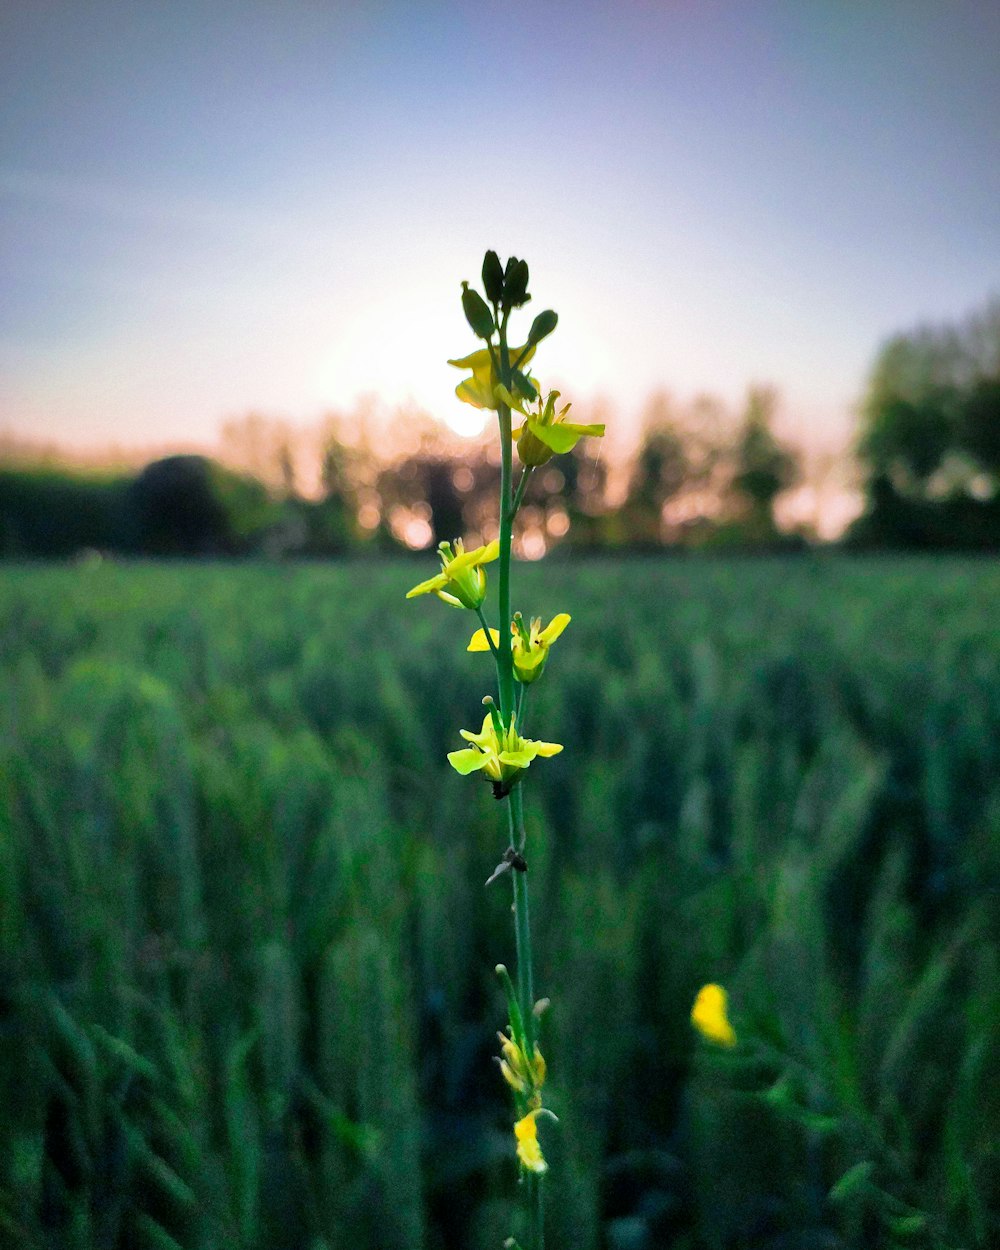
[691,983,737,1048]
[447,710,562,796]
[469,613,571,684]
[447,343,537,410]
[498,1033,547,1103]
[514,1109,548,1174]
[405,538,500,610]
[497,387,605,467]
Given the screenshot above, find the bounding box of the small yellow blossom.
[448,343,537,410]
[691,983,737,1048]
[498,1033,547,1104]
[469,613,571,684]
[496,386,605,467]
[447,710,562,795]
[405,538,500,610]
[514,1109,547,1174]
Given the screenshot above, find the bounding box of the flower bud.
[502,257,530,309]
[461,282,495,341]
[482,250,504,304]
[527,309,558,346]
[515,424,553,468]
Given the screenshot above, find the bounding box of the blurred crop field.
[1,557,998,1250]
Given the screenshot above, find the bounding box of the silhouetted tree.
[130,456,273,555]
[621,393,689,547]
[723,386,800,543]
[0,467,129,556]
[852,298,1000,548]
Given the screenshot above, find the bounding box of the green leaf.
[510,369,537,401]
[91,1025,161,1084]
[132,1214,186,1250]
[888,1214,927,1238]
[828,1160,874,1205]
[495,964,528,1054]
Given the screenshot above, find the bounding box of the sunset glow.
[1,1,997,524]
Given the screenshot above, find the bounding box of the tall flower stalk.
[407,251,604,1248]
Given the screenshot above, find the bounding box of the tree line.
[2,297,998,557]
[0,389,806,558]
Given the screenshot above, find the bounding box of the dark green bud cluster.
[479,249,529,310]
[462,252,559,353]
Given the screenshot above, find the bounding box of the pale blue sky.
[1,0,998,453]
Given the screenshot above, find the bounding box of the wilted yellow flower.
[514,1109,547,1174]
[691,983,737,1048]
[405,538,500,609]
[447,710,562,795]
[496,386,605,466]
[448,343,537,410]
[469,613,571,684]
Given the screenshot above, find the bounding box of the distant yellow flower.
[498,1033,547,1105]
[514,1109,547,1174]
[496,386,605,467]
[448,343,537,410]
[468,613,571,684]
[691,983,737,1048]
[447,710,562,795]
[405,538,500,610]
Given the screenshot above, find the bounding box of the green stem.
[496,322,516,723]
[529,1174,544,1250]
[507,793,534,1035]
[497,311,543,1250]
[510,771,528,855]
[511,466,534,518]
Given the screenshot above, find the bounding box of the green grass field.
[1,557,998,1250]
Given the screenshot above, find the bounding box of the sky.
[1,0,998,461]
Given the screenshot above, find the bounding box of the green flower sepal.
[406,538,499,609]
[447,702,562,798]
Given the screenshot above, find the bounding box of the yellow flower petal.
[691,983,737,1048]
[448,345,536,410]
[468,628,502,652]
[498,748,536,769]
[528,739,563,758]
[447,748,491,775]
[447,347,492,370]
[406,572,447,599]
[514,1110,547,1174]
[531,1045,546,1087]
[448,540,499,573]
[455,377,496,409]
[537,613,571,646]
[499,1059,526,1093]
